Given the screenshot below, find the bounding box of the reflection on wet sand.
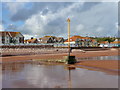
[2,62,24,72]
[2,61,118,88]
[68,66,76,89]
[64,65,76,89]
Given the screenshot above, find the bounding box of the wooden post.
[67,18,70,56]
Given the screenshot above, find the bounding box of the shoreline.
[1,49,118,62]
[1,49,119,75]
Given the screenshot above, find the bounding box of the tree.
[95,37,115,43]
[104,37,115,43]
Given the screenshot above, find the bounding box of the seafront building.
[1,31,118,47]
[99,39,120,47]
[0,31,24,44]
[99,41,109,47]
[24,35,99,47]
[24,37,38,43]
[64,35,98,47]
[39,36,64,44]
[110,39,120,47]
[24,36,64,44]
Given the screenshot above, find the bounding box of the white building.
[0,31,24,44]
[64,35,98,47]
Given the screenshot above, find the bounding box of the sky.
[0,0,119,39]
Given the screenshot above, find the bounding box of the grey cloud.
[10,2,73,21]
[42,8,49,15]
[4,2,118,38]
[44,18,66,35]
[74,2,101,12]
[118,2,120,37]
[118,2,120,26]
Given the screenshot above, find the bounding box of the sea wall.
[1,48,68,56]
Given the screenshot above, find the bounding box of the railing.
[0,43,119,47]
[0,43,54,46]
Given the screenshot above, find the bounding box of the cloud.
[115,22,118,30]
[3,2,118,38]
[5,2,26,16]
[76,24,85,32]
[96,27,103,32]
[18,2,84,38]
[0,19,4,31]
[2,0,32,2]
[72,2,118,37]
[0,24,4,31]
[8,2,73,21]
[2,0,119,2]
[23,34,34,39]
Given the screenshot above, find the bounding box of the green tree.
[95,37,115,43]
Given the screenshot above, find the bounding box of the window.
[10,38,13,43]
[2,36,5,39]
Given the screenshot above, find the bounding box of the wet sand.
[2,62,118,88]
[1,49,119,74]
[2,48,119,88]
[75,60,119,75]
[1,49,118,61]
[76,60,118,70]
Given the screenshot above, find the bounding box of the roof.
[99,41,109,44]
[39,37,51,43]
[111,41,120,44]
[40,37,51,40]
[81,37,91,39]
[56,37,64,41]
[44,36,56,38]
[39,36,64,43]
[91,39,97,42]
[65,35,91,42]
[0,31,23,37]
[39,36,55,40]
[24,39,28,43]
[25,38,38,43]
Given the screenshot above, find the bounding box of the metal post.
[67,18,70,56]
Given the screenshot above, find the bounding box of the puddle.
[2,61,118,88]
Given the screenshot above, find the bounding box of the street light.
[67,18,70,56]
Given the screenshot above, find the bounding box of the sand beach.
[1,48,119,73]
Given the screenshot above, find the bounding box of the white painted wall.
[64,41,75,44]
[0,36,2,44]
[2,32,24,44]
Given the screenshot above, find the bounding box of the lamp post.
[67,18,70,56]
[65,18,76,64]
